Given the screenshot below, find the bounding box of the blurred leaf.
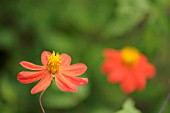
[101,0,150,38]
[141,6,170,56]
[89,106,114,113]
[115,98,141,113]
[43,81,90,109]
[0,75,18,104]
[0,74,18,113]
[133,81,165,100]
[0,29,17,48]
[155,0,170,8]
[60,0,114,33]
[40,32,75,53]
[0,0,170,113]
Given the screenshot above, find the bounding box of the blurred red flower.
[17,51,88,94]
[102,47,156,94]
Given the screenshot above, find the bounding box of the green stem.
[39,90,46,113]
[158,91,170,113]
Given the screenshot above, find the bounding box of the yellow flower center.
[121,47,139,66]
[47,51,61,74]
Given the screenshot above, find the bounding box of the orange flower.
[17,51,88,94]
[102,47,156,94]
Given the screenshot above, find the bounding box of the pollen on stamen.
[47,51,61,74]
[121,47,140,66]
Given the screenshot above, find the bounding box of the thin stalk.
[39,90,46,113]
[158,91,170,113]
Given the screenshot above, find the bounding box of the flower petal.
[55,73,77,92]
[31,73,52,94]
[41,51,51,66]
[135,73,146,91]
[102,57,122,74]
[17,70,47,84]
[102,59,115,73]
[60,53,71,67]
[61,63,87,77]
[61,72,88,86]
[138,55,156,78]
[143,63,155,78]
[103,49,120,59]
[108,67,126,83]
[120,75,136,94]
[20,61,45,70]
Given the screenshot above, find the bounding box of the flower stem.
[158,91,170,113]
[39,90,46,113]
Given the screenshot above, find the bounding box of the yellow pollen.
[121,47,140,66]
[47,51,61,74]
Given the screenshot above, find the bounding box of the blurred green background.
[0,0,170,113]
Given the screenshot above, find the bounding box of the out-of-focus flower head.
[102,46,156,94]
[17,51,88,94]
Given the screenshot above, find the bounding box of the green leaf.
[115,98,142,113]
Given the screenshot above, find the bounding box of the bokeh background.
[0,0,170,113]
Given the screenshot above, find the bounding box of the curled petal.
[55,73,77,92]
[17,70,47,84]
[41,51,51,66]
[61,63,87,77]
[120,75,136,94]
[31,73,52,94]
[60,53,71,67]
[20,61,45,70]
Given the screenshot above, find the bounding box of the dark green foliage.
[0,0,170,113]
